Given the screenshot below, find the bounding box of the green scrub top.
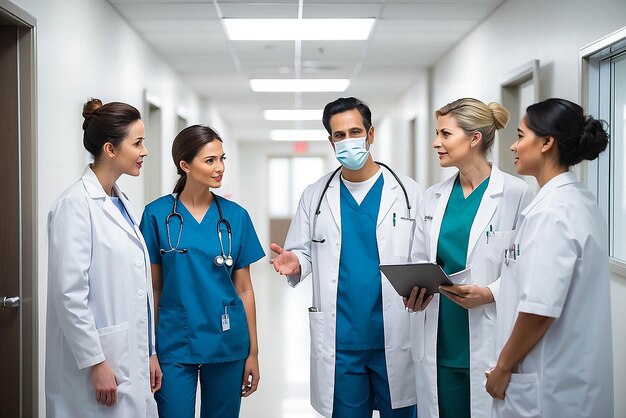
[436,175,489,368]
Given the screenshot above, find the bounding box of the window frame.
[580,26,626,277]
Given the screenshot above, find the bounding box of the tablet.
[380,262,453,299]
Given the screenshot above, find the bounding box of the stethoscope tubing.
[311,162,412,243]
[160,192,233,266]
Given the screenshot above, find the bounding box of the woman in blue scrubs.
[140,125,265,418]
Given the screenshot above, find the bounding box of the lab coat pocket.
[499,372,541,418]
[157,307,191,360]
[485,230,515,262]
[308,311,324,360]
[392,218,413,257]
[97,322,130,384]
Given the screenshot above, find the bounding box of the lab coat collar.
[81,165,141,243]
[428,164,504,261]
[521,170,578,217]
[324,170,342,228]
[428,174,456,261]
[377,167,399,227]
[467,164,504,258]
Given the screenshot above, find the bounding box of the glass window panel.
[611,54,626,260]
[291,158,324,215]
[269,158,291,217]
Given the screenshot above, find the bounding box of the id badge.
[221,306,230,332]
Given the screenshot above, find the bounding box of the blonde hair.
[435,98,510,154]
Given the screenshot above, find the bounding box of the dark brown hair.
[82,98,141,159]
[172,125,223,194]
[525,98,609,166]
[322,97,372,135]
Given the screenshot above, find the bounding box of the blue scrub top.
[140,194,265,364]
[336,175,385,350]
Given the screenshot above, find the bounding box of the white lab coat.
[284,167,422,418]
[493,171,613,418]
[410,165,532,418]
[46,165,158,418]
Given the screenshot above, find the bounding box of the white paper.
[448,266,472,285]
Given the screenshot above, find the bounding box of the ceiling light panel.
[250,79,349,92]
[224,19,375,41]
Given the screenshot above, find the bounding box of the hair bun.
[487,102,510,130]
[578,116,609,161]
[82,98,103,130]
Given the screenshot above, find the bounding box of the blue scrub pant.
[332,349,416,418]
[155,360,245,418]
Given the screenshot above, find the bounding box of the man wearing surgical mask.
[270,97,422,418]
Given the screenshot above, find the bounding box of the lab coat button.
[138,290,145,297]
[135,261,143,268]
[331,276,337,282]
[331,312,335,318]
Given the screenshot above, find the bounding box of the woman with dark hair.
[486,98,613,418]
[47,98,159,417]
[140,125,264,418]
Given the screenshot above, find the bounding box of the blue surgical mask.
[335,136,370,170]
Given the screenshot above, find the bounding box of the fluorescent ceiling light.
[264,110,323,121]
[270,129,328,142]
[251,79,349,92]
[224,18,375,41]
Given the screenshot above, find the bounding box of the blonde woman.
[406,98,532,418]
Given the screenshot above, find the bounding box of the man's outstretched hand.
[269,243,301,276]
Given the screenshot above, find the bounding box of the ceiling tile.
[381,2,500,20]
[302,3,382,18]
[114,3,218,19]
[219,3,299,18]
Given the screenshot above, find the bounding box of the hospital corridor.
[1,0,626,417]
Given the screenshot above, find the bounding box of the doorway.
[143,97,162,204]
[500,60,540,191]
[0,1,37,417]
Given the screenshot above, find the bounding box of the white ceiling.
[107,0,504,140]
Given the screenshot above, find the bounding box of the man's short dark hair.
[322,97,372,134]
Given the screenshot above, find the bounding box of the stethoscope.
[311,162,412,243]
[160,192,233,267]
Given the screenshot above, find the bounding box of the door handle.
[1,296,20,308]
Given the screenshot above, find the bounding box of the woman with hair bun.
[47,98,159,417]
[486,98,613,418]
[139,125,264,418]
[406,98,533,418]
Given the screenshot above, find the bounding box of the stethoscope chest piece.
[214,254,234,267]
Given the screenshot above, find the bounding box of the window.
[582,28,626,265]
[268,157,325,217]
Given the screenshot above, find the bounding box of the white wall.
[380,0,626,415]
[375,70,444,189]
[8,0,217,415]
